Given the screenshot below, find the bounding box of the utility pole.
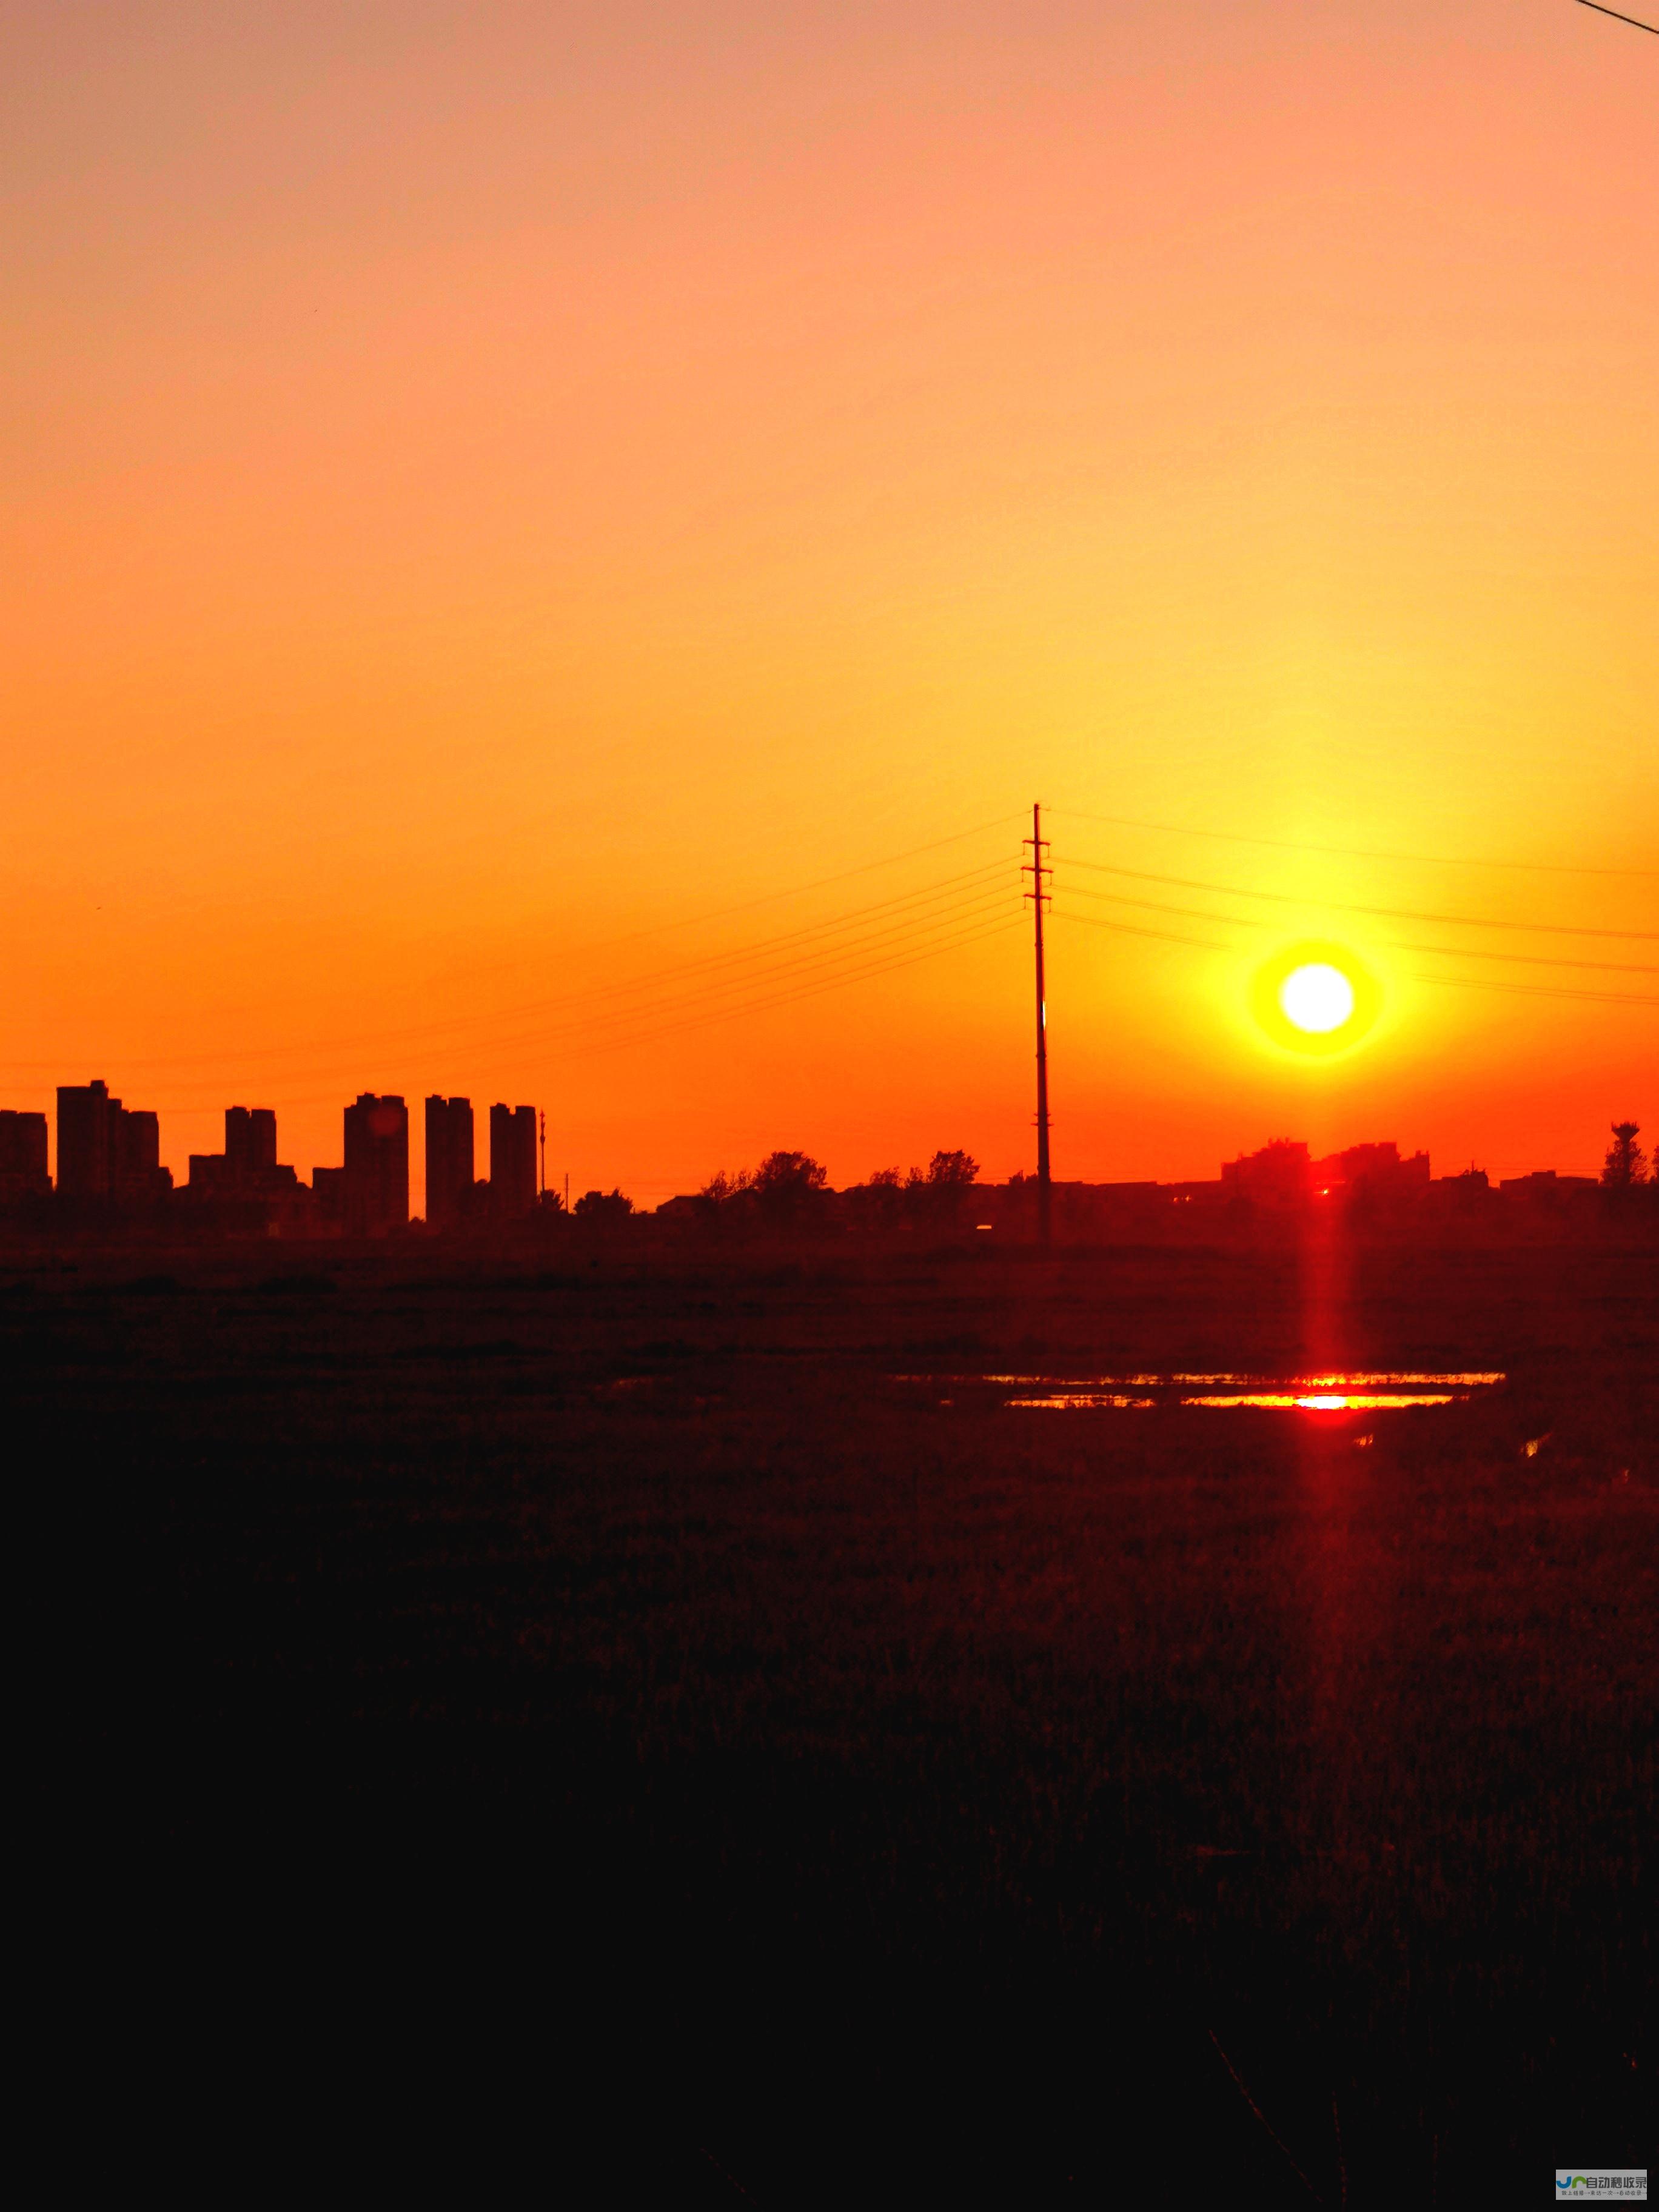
[1023,802,1053,1246]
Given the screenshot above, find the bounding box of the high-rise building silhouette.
[189,1106,297,1198]
[57,1080,115,1196]
[489,1104,537,1219]
[343,1094,409,1235]
[112,1108,163,1196]
[226,1107,278,1179]
[56,1080,170,1200]
[0,1110,50,1200]
[424,1096,474,1229]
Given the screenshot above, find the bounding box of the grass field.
[10,1239,1654,2200]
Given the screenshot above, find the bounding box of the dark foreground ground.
[12,1238,1655,2201]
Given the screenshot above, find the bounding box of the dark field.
[14,1240,1656,2200]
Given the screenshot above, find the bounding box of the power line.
[1060,880,1659,972]
[480,885,1024,1057]
[1064,884,1285,932]
[360,860,1023,1054]
[535,913,1027,1065]
[16,798,1655,1130]
[1053,907,1232,953]
[1576,0,1658,32]
[1410,971,1659,1009]
[141,911,1030,1111]
[1056,901,1659,1006]
[489,905,1025,1068]
[1056,853,1659,940]
[0,860,1019,1075]
[1390,940,1659,977]
[440,870,1020,1049]
[1047,804,1658,878]
[16,813,1028,1077]
[447,809,1026,974]
[121,886,1030,1101]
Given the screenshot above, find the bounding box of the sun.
[1248,942,1381,1055]
[1279,962,1355,1035]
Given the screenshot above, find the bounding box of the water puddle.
[1171,1391,1463,1411]
[1005,1392,1161,1410]
[896,1372,1504,1413]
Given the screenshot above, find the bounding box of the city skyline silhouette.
[5,5,1654,1202]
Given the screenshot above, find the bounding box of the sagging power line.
[1060,880,1659,973]
[1056,853,1659,940]
[11,806,1654,1127]
[1576,0,1658,33]
[1048,805,1659,877]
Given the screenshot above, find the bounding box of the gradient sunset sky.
[5,1,1655,1201]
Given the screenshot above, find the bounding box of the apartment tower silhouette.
[0,1111,49,1200]
[489,1104,537,1220]
[56,1080,167,1199]
[343,1094,409,1235]
[424,1096,474,1229]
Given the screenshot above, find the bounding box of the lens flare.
[1279,962,1355,1034]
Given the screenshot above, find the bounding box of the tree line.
[698,1148,979,1225]
[548,1120,1649,1230]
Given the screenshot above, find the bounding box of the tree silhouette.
[573,1187,634,1219]
[753,1150,828,1194]
[752,1150,829,1220]
[843,1165,903,1229]
[1601,1121,1649,1188]
[925,1148,979,1188]
[699,1167,754,1205]
[897,1148,980,1228]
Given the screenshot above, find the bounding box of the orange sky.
[4,1,1655,1202]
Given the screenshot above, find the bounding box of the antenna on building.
[539,1109,546,1198]
[1023,802,1053,1247]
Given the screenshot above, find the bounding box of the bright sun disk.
[1279,962,1355,1034]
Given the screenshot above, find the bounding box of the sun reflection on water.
[1182,1392,1460,1411]
[901,1371,1504,1412]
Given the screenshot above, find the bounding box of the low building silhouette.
[1220,1139,1431,1210]
[1221,1139,1312,1207]
[1498,1169,1600,1219]
[1312,1142,1431,1199]
[426,1096,475,1229]
[1426,1166,1492,1218]
[489,1104,537,1220]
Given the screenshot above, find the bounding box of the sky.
[3,0,1655,1202]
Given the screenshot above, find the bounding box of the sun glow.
[1248,942,1382,1056]
[1279,962,1355,1034]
